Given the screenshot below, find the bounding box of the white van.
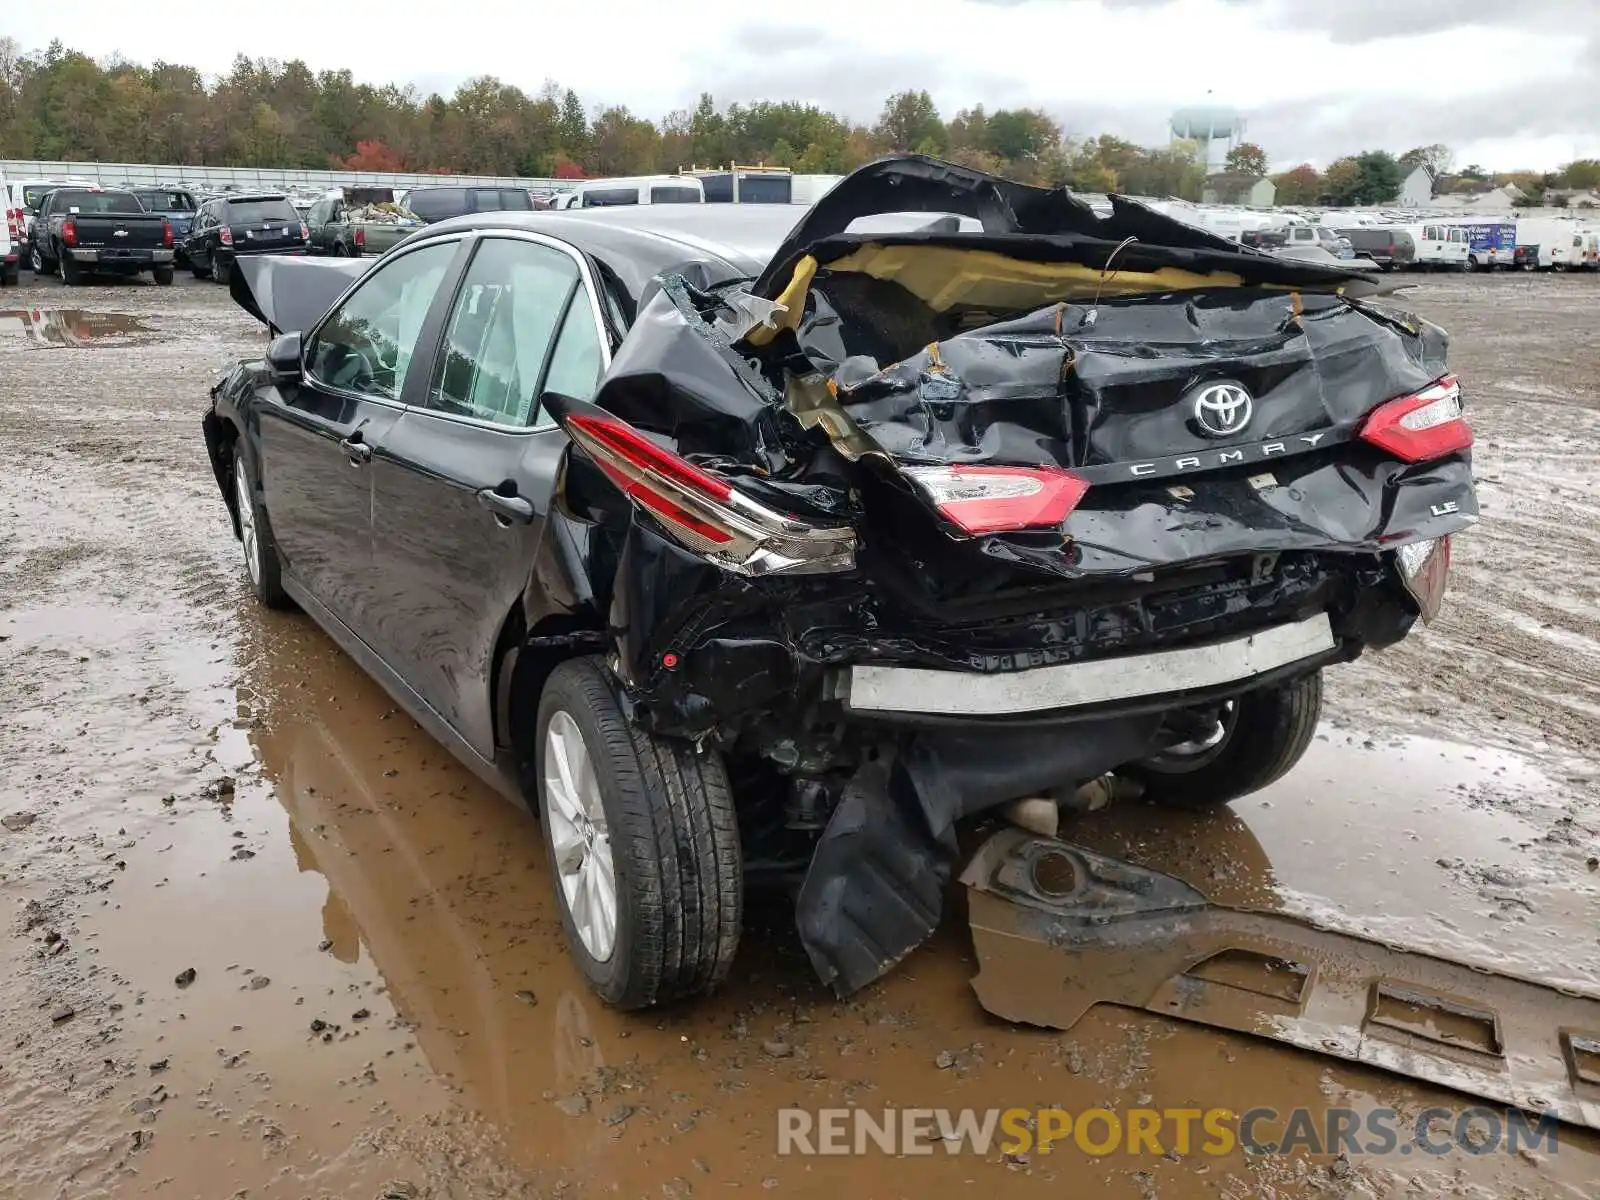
[1404,223,1471,270]
[551,176,706,209]
[1513,217,1584,270]
[8,177,97,245]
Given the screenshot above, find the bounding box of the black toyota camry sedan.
[202,156,1475,1010]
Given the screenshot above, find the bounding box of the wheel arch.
[492,601,608,805]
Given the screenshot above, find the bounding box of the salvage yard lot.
[1,269,1598,1198]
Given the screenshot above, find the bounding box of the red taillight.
[219,226,234,246]
[5,209,18,240]
[1359,375,1472,463]
[61,219,77,247]
[354,227,366,249]
[563,412,854,575]
[300,222,310,242]
[900,464,1090,536]
[162,220,173,248]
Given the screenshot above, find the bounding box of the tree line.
[3,39,1597,207]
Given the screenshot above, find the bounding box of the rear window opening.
[57,191,144,215]
[227,200,299,224]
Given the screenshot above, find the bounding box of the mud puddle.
[0,308,158,349]
[3,273,1600,1199]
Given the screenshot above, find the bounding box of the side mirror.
[266,332,303,383]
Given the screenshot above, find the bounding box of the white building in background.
[1399,166,1434,207]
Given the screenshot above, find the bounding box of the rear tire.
[213,254,232,286]
[535,657,742,1010]
[1125,671,1323,811]
[0,261,16,286]
[152,266,174,286]
[59,252,82,286]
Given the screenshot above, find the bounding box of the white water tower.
[1171,104,1246,174]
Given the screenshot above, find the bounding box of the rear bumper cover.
[67,248,175,265]
[843,613,1335,718]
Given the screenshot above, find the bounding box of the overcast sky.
[9,0,1599,171]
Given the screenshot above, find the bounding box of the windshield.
[226,200,298,223]
[55,190,144,214]
[1316,228,1339,242]
[135,190,196,213]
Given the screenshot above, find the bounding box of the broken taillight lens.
[1360,376,1472,463]
[563,413,856,576]
[1394,534,1452,623]
[219,226,234,246]
[900,464,1090,536]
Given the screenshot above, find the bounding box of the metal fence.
[0,159,564,194]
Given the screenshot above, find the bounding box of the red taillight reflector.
[902,464,1090,535]
[1360,375,1472,463]
[560,409,856,576]
[567,414,734,502]
[354,227,366,249]
[162,220,174,248]
[626,481,734,545]
[61,219,77,247]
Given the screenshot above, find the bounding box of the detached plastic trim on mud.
[962,830,1600,1131]
[843,612,1335,717]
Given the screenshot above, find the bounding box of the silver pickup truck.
[304,188,423,257]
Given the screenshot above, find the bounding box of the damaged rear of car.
[207,155,1475,1009]
[548,157,1474,998]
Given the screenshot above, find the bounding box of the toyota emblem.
[1191,382,1254,438]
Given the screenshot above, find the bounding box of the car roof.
[415,207,805,300]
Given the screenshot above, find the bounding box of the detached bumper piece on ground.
[964,830,1600,1130]
[209,153,1477,1015]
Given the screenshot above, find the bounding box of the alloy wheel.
[543,711,618,962]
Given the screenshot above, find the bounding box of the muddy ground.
[1,270,1598,1200]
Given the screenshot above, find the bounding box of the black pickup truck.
[27,187,176,285]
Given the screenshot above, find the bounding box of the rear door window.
[406,189,467,221]
[425,237,581,427]
[580,188,640,207]
[649,186,701,204]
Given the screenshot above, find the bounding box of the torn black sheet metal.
[795,718,1164,996]
[231,253,371,336]
[963,830,1600,1130]
[754,154,1381,300]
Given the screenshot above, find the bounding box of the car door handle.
[477,488,535,525]
[339,435,373,464]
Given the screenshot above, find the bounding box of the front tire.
[1126,671,1323,811]
[535,657,742,1010]
[30,244,52,274]
[232,452,289,608]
